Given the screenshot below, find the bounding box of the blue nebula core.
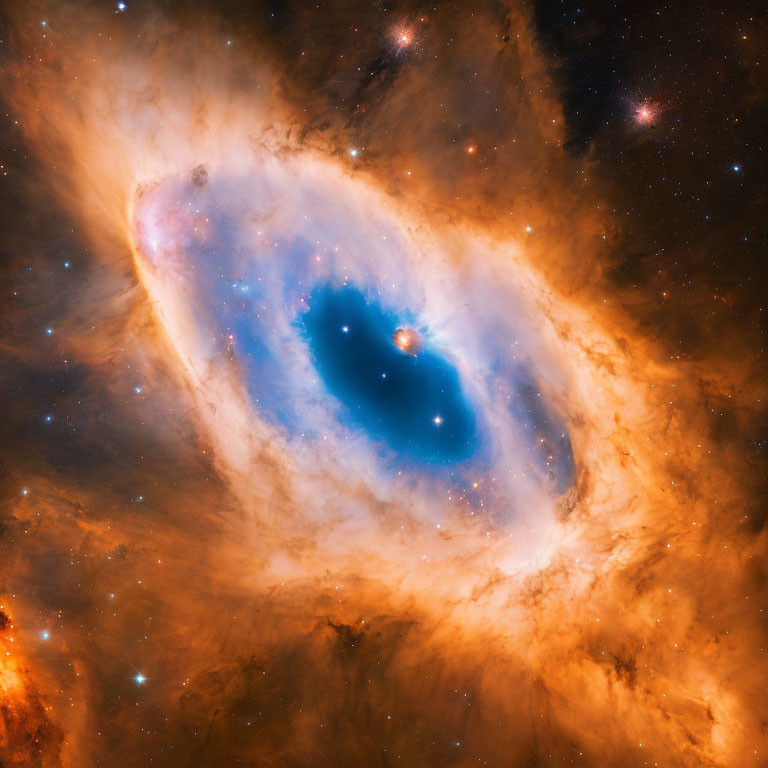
[135,171,578,495]
[300,284,478,464]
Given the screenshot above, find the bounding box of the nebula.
[0,1,766,766]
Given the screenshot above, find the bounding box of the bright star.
[135,673,146,684]
[392,26,415,49]
[633,100,660,126]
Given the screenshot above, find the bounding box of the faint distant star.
[116,1,127,11]
[349,149,359,158]
[732,164,741,172]
[40,631,49,640]
[46,328,53,335]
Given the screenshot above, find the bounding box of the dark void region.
[514,383,576,494]
[300,284,478,465]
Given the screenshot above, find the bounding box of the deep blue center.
[300,284,477,464]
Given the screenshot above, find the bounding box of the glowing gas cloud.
[1,2,766,767]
